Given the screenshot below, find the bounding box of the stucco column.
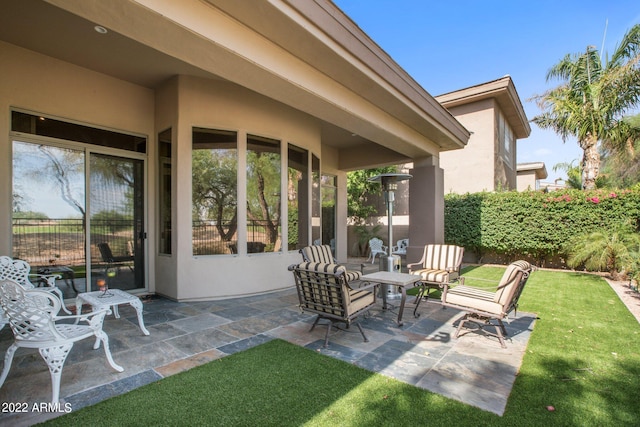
[407,158,444,261]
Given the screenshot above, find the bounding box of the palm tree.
[552,160,582,189]
[565,226,640,280]
[532,24,640,190]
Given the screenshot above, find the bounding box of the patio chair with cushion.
[300,244,362,281]
[0,279,124,403]
[407,244,464,316]
[366,237,387,264]
[441,260,533,348]
[288,262,377,348]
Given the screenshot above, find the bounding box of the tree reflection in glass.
[247,135,281,253]
[192,128,238,255]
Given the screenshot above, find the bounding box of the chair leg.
[94,330,124,372]
[413,285,426,317]
[39,344,73,403]
[323,322,332,348]
[495,319,508,348]
[0,343,18,388]
[454,314,469,339]
[496,318,508,337]
[309,315,322,332]
[355,322,369,343]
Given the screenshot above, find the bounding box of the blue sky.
[333,1,640,181]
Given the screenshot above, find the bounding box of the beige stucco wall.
[517,171,538,191]
[0,40,354,301]
[439,99,496,194]
[0,41,157,293]
[165,75,330,300]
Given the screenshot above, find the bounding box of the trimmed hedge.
[444,189,640,265]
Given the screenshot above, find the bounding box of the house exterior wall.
[517,171,538,191]
[0,41,346,301]
[168,75,325,300]
[439,99,497,194]
[0,40,157,291]
[1,1,469,301]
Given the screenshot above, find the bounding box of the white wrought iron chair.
[392,239,409,256]
[366,238,387,264]
[0,279,124,403]
[0,256,70,329]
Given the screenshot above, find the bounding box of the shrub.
[564,226,640,279]
[444,189,640,267]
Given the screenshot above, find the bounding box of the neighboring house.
[0,1,469,301]
[539,179,569,192]
[436,76,531,193]
[517,162,549,191]
[360,77,532,254]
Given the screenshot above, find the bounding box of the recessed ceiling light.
[94,25,108,34]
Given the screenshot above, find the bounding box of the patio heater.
[368,173,412,298]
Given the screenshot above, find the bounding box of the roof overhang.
[435,76,531,139]
[517,162,548,180]
[0,0,469,168]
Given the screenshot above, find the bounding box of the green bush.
[564,226,640,279]
[444,189,640,265]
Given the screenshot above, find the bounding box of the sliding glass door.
[89,153,145,292]
[12,140,145,297]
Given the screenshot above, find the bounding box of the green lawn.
[44,267,640,426]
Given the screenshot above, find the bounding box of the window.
[321,175,337,254]
[498,112,513,167]
[246,135,281,253]
[158,129,172,254]
[311,155,321,245]
[192,128,238,255]
[287,144,309,251]
[12,111,146,153]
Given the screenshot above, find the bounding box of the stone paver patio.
[0,283,535,426]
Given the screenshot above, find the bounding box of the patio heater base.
[379,255,402,299]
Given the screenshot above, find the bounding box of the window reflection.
[321,174,337,255]
[247,135,281,253]
[311,155,320,246]
[158,129,172,255]
[192,128,238,255]
[288,144,309,251]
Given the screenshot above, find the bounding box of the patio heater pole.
[368,173,412,298]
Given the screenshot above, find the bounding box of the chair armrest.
[348,281,378,292]
[441,280,455,300]
[406,262,423,272]
[55,307,112,322]
[29,273,62,287]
